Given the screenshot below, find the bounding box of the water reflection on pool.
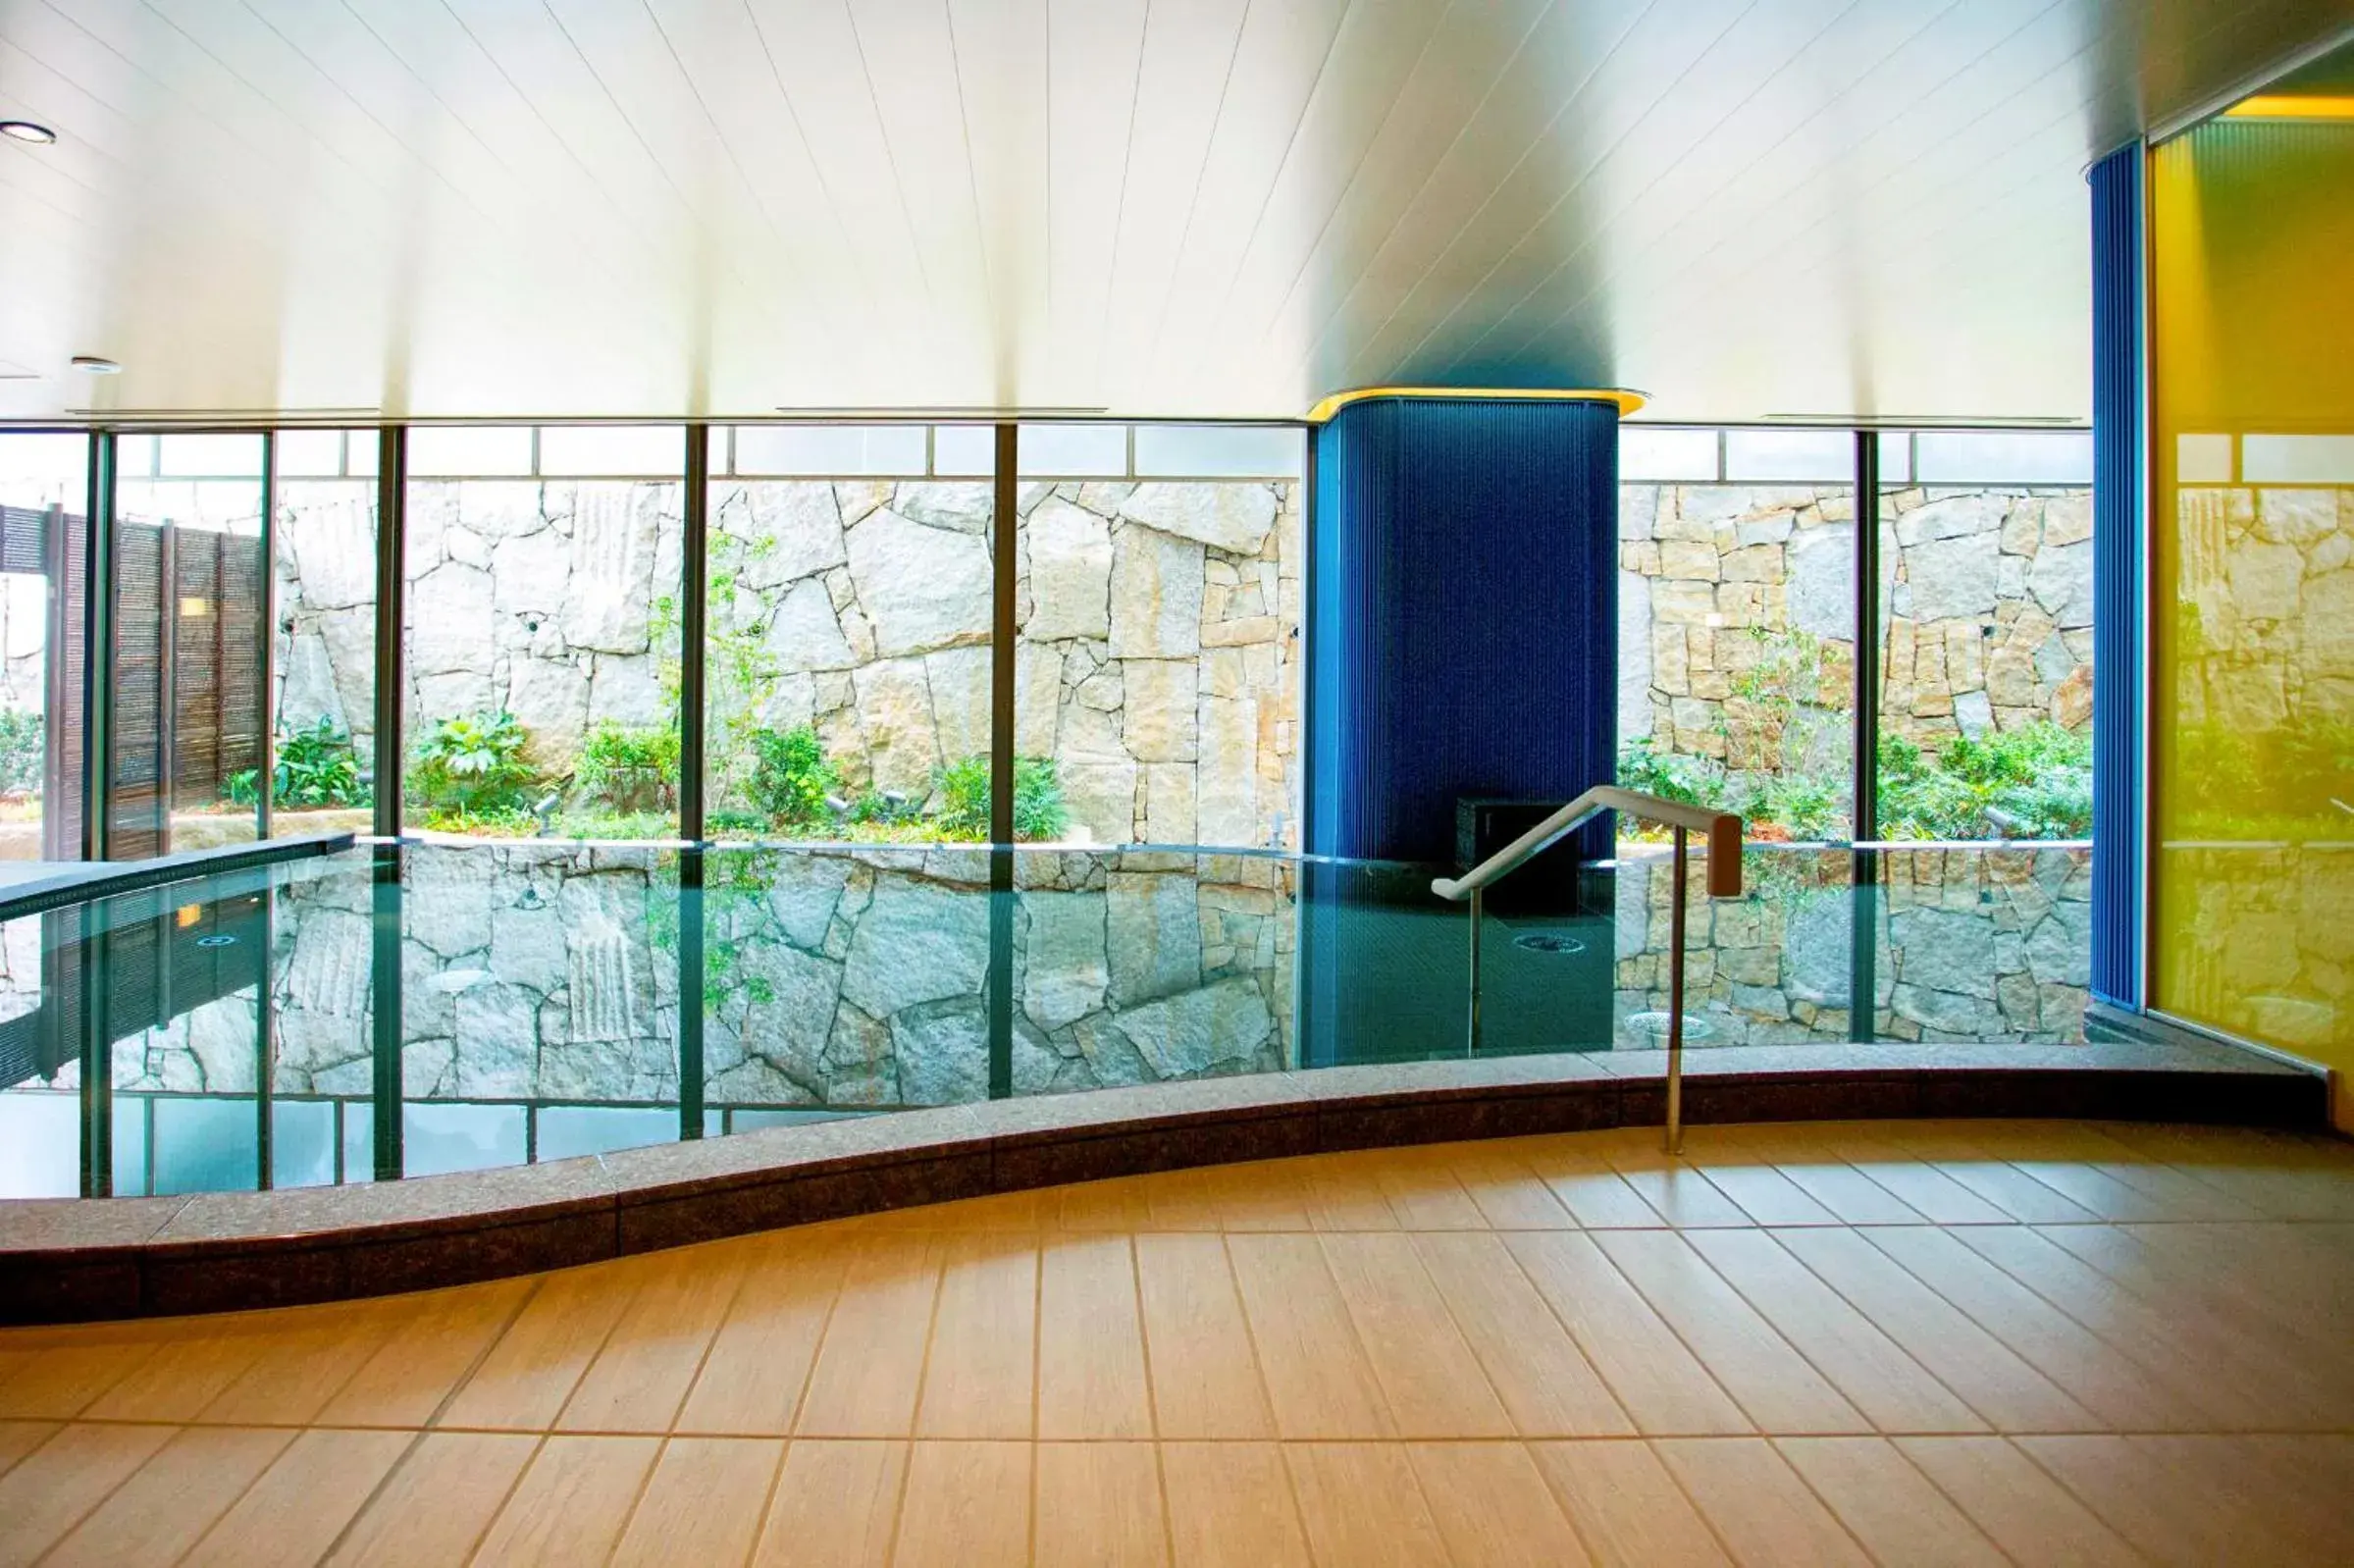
[0,841,2091,1198]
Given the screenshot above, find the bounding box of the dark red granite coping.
[0,1040,2328,1325]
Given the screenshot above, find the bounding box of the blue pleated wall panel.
[2090,141,2145,1009]
[1306,397,1619,863]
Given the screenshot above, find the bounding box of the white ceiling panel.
[0,0,2345,424]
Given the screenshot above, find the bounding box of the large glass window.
[269,430,378,838]
[403,426,683,839]
[1618,429,1854,844]
[702,425,996,842]
[110,433,269,857]
[1874,431,2094,843]
[1013,423,1305,848]
[0,433,86,860]
[2151,69,2354,1073]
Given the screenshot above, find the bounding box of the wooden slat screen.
[109,520,166,860]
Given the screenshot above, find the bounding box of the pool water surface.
[0,841,2092,1199]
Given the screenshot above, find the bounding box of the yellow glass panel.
[2149,85,2354,1111]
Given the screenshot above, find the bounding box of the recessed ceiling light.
[70,355,121,375]
[0,121,57,145]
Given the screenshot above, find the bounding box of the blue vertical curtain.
[1306,396,1619,864]
[2089,140,2146,1010]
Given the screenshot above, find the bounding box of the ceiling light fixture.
[70,355,121,374]
[0,121,56,144]
[771,405,1110,418]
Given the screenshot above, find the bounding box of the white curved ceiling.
[0,0,2345,425]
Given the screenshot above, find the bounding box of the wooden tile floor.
[3,1119,2353,1565]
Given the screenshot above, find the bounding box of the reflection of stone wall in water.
[1612,848,2092,1048]
[1620,484,2094,786]
[267,846,682,1100]
[259,847,1292,1110]
[701,850,1293,1108]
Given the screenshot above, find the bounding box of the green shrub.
[1615,738,1728,811]
[409,709,537,823]
[849,788,922,828]
[228,716,370,810]
[0,707,40,799]
[1742,772,1844,842]
[1879,721,2092,840]
[418,804,542,836]
[706,807,769,837]
[936,755,1070,842]
[572,721,678,815]
[747,725,838,828]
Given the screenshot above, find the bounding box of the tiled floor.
[3,1119,2353,1565]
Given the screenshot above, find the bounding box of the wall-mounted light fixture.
[2223,94,2354,122]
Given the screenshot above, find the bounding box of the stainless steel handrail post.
[1666,825,1688,1156]
[1466,886,1483,1054]
[1433,785,1740,1159]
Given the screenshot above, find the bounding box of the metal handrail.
[1432,786,1744,1156]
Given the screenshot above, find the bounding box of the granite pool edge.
[0,1046,2328,1325]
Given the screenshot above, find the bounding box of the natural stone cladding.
[1612,846,2092,1048]
[403,479,688,774]
[272,480,381,768]
[1620,484,2095,816]
[271,473,1301,850]
[703,474,1302,849]
[1017,479,1302,849]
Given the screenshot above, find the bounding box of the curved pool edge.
[1,1037,2326,1326]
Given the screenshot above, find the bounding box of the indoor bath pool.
[0,841,2094,1199]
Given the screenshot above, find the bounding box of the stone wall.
[1016,481,1301,848]
[1620,484,2095,824]
[0,574,43,717]
[1611,846,2092,1048]
[402,480,686,775]
[273,481,382,764]
[1619,485,1857,818]
[276,473,1300,848]
[1881,487,2094,745]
